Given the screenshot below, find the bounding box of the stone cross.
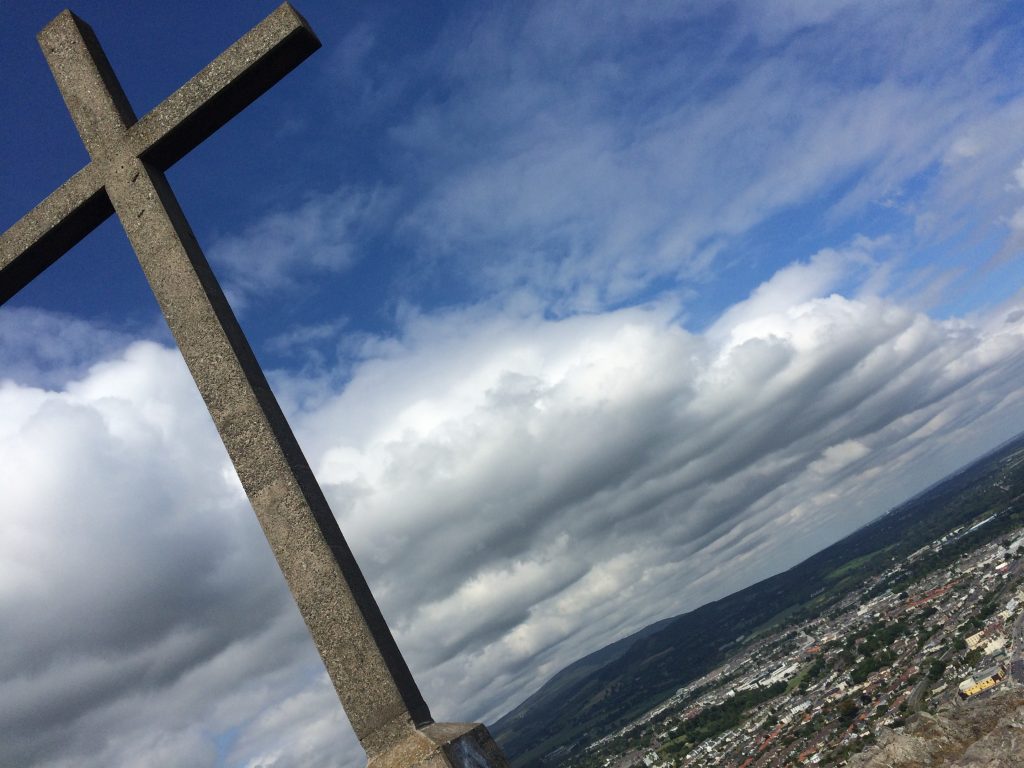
[0,6,508,768]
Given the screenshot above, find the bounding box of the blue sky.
[4,1,1024,767]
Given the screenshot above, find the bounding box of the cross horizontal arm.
[0,3,319,307]
[0,164,109,305]
[131,3,320,170]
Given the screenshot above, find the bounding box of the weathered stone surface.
[0,6,510,766]
[0,162,108,304]
[370,723,511,768]
[850,691,1024,767]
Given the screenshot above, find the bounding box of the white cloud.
[207,187,392,310]
[1011,208,1024,232]
[4,253,1024,766]
[0,338,347,768]
[0,308,142,389]
[229,679,354,768]
[707,243,872,343]
[379,0,1019,312]
[288,268,1024,726]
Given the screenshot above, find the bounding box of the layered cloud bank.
[3,258,1024,766]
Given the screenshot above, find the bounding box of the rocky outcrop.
[850,691,1024,767]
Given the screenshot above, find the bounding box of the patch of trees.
[927,659,947,681]
[849,650,896,685]
[662,682,787,757]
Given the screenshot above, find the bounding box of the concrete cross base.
[368,723,510,768]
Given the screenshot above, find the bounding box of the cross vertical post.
[0,7,509,768]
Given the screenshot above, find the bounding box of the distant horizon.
[861,430,1024,530]
[4,2,1024,767]
[496,427,1024,728]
